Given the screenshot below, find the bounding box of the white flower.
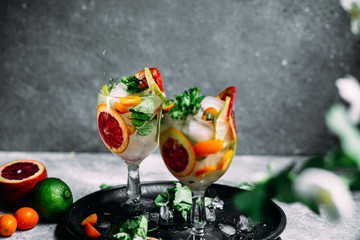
[340,0,360,35]
[293,168,354,220]
[335,75,360,124]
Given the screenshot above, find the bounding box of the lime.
[214,96,230,139]
[28,177,73,222]
[145,67,166,101]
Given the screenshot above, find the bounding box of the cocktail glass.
[97,67,165,214]
[159,87,237,239]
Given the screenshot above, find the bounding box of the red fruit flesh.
[97,105,129,154]
[160,128,196,178]
[0,160,47,208]
[134,68,164,92]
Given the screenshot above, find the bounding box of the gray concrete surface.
[1,0,360,155]
[0,151,359,240]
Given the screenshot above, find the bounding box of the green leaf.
[169,87,205,120]
[105,215,148,240]
[121,75,148,94]
[131,97,155,117]
[137,117,157,136]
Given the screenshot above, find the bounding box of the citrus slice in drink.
[195,165,217,178]
[192,139,224,157]
[218,149,234,171]
[160,128,196,177]
[216,87,237,141]
[144,67,166,101]
[97,104,129,154]
[0,160,47,207]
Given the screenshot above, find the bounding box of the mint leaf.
[121,75,148,94]
[104,215,148,240]
[137,117,157,136]
[169,87,205,120]
[131,97,155,117]
[155,182,192,221]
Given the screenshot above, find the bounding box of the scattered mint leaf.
[155,182,192,221]
[169,87,205,120]
[100,184,113,189]
[104,215,148,240]
[121,75,149,94]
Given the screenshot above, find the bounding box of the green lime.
[145,67,166,101]
[28,177,73,222]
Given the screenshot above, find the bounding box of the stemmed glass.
[159,87,237,239]
[97,67,165,214]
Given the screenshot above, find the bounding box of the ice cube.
[186,120,213,143]
[109,82,129,97]
[205,207,216,222]
[236,215,255,232]
[219,224,236,236]
[212,196,224,210]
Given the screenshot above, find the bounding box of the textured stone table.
[0,151,359,240]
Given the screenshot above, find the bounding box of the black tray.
[65,181,286,240]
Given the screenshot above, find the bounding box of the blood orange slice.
[160,128,196,178]
[97,104,129,154]
[0,160,47,208]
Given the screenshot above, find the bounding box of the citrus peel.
[192,139,224,157]
[218,149,234,171]
[195,165,217,178]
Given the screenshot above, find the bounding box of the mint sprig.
[169,87,205,120]
[104,215,148,240]
[155,182,192,220]
[121,75,148,94]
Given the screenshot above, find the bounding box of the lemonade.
[160,93,236,190]
[97,68,164,164]
[159,87,236,238]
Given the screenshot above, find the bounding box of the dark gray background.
[1,0,359,154]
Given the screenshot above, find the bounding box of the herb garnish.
[168,87,205,120]
[155,182,192,220]
[103,215,148,240]
[121,75,148,94]
[129,97,157,136]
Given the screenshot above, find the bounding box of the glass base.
[119,197,156,216]
[169,227,223,240]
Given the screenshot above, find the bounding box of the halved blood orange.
[97,104,129,154]
[160,128,196,178]
[0,160,47,208]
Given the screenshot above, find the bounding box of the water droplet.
[304,7,310,12]
[105,14,108,18]
[255,52,260,57]
[281,59,288,67]
[22,3,27,9]
[325,23,330,29]
[81,5,87,10]
[102,50,107,55]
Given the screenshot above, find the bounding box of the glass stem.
[126,164,141,204]
[190,189,207,236]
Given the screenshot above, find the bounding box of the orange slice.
[195,165,217,178]
[114,101,129,114]
[84,223,101,238]
[192,139,224,157]
[163,102,175,112]
[127,124,136,135]
[81,213,97,226]
[218,149,234,171]
[119,95,142,106]
[202,107,218,121]
[160,128,196,177]
[97,104,129,154]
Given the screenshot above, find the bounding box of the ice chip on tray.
[160,205,173,221]
[219,224,236,236]
[237,215,255,232]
